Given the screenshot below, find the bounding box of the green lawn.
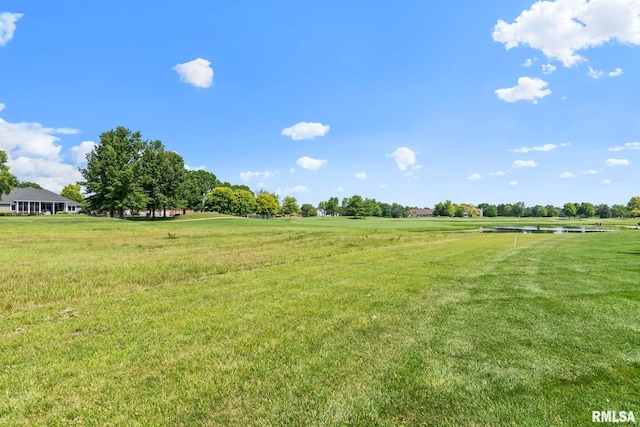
[1,215,639,426]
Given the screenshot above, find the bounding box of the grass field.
[1,215,639,426]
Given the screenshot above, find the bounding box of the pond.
[481,226,614,234]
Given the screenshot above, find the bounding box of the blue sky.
[1,1,639,207]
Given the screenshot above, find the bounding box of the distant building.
[408,208,434,217]
[0,187,82,214]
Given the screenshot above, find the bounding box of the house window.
[11,204,15,211]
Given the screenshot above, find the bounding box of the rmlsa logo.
[592,411,636,423]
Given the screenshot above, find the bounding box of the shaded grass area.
[1,216,639,425]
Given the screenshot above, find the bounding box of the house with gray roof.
[0,187,82,214]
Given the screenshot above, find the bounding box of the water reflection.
[481,226,613,234]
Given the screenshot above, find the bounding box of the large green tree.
[183,170,220,212]
[0,150,17,196]
[578,202,596,218]
[563,202,578,218]
[232,189,257,216]
[611,204,630,218]
[141,140,186,217]
[434,200,454,217]
[205,187,235,214]
[81,127,148,218]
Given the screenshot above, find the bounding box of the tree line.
[1,128,639,220]
[433,200,640,218]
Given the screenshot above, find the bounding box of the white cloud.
[296,156,327,171]
[489,171,506,176]
[541,63,557,74]
[492,0,640,67]
[70,140,96,165]
[522,58,534,67]
[601,179,611,184]
[510,143,558,153]
[387,147,418,171]
[512,160,537,168]
[581,169,599,174]
[8,156,83,193]
[0,117,95,192]
[605,158,630,166]
[509,180,518,186]
[275,185,308,196]
[55,127,80,135]
[608,67,624,77]
[468,173,482,180]
[336,186,344,192]
[173,58,213,88]
[587,66,604,79]
[0,118,63,159]
[560,171,575,178]
[0,103,5,112]
[0,12,23,46]
[380,184,386,189]
[281,122,330,140]
[185,164,206,171]
[239,170,277,182]
[355,172,367,180]
[290,168,295,174]
[495,77,551,104]
[609,142,640,151]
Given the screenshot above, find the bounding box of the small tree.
[60,183,84,204]
[281,196,300,216]
[627,196,640,217]
[300,203,317,217]
[256,192,280,219]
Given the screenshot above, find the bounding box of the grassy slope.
[1,216,638,426]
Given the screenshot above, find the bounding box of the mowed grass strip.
[1,216,638,426]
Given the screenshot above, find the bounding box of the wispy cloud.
[512,160,537,168]
[0,12,23,46]
[510,143,558,153]
[587,67,604,79]
[240,170,277,182]
[609,142,640,152]
[605,158,630,166]
[355,172,367,180]
[559,172,574,178]
[467,173,482,180]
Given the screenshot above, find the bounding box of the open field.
[2,215,639,426]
